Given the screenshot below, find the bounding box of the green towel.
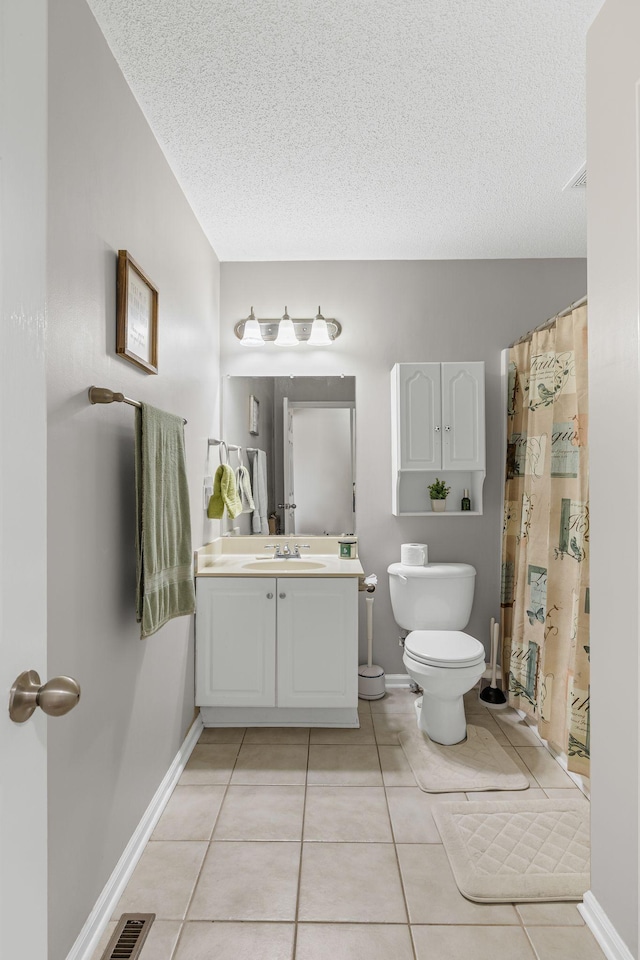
[207,463,243,520]
[135,403,196,639]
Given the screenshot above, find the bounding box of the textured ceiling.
[86,0,603,261]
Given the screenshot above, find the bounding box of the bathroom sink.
[242,559,328,571]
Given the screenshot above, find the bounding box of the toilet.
[388,561,485,745]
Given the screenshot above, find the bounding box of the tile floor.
[92,687,603,960]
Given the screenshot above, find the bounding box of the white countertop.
[195,536,364,578]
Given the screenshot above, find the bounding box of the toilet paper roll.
[401,543,428,566]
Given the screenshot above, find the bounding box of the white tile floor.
[92,688,604,960]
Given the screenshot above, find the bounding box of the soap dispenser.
[461,489,471,511]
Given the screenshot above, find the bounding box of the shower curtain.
[500,303,589,777]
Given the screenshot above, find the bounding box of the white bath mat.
[399,724,530,793]
[433,799,590,902]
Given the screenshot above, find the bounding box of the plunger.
[479,619,507,707]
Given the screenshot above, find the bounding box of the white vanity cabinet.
[391,361,485,515]
[196,575,358,723]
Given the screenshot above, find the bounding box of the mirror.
[221,376,356,536]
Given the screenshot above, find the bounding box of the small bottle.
[461,489,471,511]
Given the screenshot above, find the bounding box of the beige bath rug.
[433,799,589,902]
[399,725,530,793]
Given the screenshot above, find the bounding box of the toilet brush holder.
[358,664,386,699]
[479,619,507,709]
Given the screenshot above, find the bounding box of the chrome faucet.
[263,542,310,559]
[263,543,291,558]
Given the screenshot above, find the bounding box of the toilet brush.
[479,619,507,708]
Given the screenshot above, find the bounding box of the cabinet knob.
[266,592,274,599]
[434,425,440,432]
[279,592,286,599]
[445,425,451,431]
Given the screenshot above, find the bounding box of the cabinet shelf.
[393,468,485,517]
[396,510,483,517]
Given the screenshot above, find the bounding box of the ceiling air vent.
[99,914,155,960]
[563,163,587,191]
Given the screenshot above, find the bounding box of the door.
[441,362,485,470]
[397,363,441,469]
[195,578,277,706]
[586,3,640,953]
[0,1,48,954]
[287,403,354,535]
[276,578,358,708]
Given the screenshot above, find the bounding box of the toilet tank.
[387,562,476,630]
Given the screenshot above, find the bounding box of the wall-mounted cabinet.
[391,362,485,516]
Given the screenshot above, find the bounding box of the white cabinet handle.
[445,425,451,431]
[266,592,274,599]
[434,425,440,432]
[279,592,286,599]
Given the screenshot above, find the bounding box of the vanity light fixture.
[274,306,298,346]
[239,307,264,347]
[234,305,342,346]
[308,306,332,346]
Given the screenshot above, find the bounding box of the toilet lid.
[405,630,485,668]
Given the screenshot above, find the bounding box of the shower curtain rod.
[88,386,187,423]
[509,294,587,347]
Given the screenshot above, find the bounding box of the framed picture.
[116,250,158,374]
[249,395,260,435]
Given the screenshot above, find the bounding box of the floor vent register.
[99,914,155,960]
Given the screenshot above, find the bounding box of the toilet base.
[414,694,467,745]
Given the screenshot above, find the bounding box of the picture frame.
[248,395,260,435]
[116,250,158,374]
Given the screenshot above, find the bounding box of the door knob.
[9,670,81,723]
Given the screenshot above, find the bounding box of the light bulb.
[308,306,332,345]
[240,307,263,346]
[274,306,299,346]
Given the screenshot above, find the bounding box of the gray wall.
[587,1,639,955]
[220,260,587,673]
[47,1,220,956]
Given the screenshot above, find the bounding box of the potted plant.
[427,477,450,512]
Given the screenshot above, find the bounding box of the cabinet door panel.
[441,362,485,470]
[276,578,358,708]
[399,363,441,469]
[196,577,276,706]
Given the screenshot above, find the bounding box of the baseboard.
[384,673,410,687]
[66,712,204,960]
[578,891,635,960]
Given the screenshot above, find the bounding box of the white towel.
[249,449,269,534]
[235,464,255,512]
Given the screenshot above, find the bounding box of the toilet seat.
[404,630,485,669]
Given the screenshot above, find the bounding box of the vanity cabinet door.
[441,362,485,471]
[196,577,276,707]
[276,577,358,708]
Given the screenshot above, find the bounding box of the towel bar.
[88,386,187,424]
